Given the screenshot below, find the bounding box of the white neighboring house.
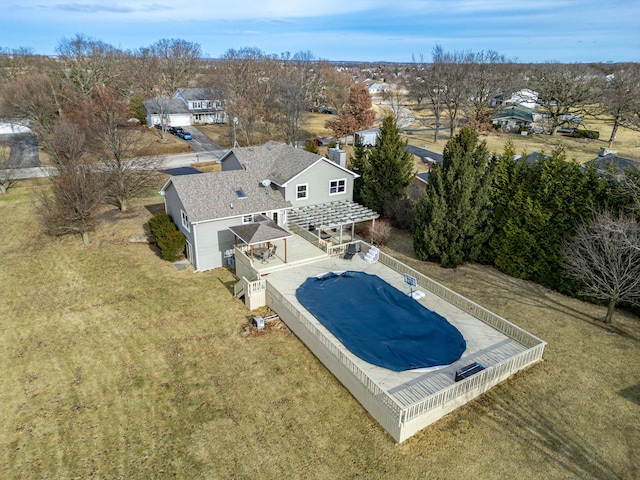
[144,87,227,127]
[0,120,31,134]
[504,89,539,109]
[367,82,390,95]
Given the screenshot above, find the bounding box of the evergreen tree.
[489,145,599,291]
[413,126,495,267]
[358,115,415,215]
[348,140,369,205]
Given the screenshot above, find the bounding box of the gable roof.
[405,145,443,166]
[143,98,190,115]
[174,87,223,102]
[228,214,292,245]
[162,142,359,224]
[220,142,358,186]
[415,172,430,184]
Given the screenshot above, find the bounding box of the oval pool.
[296,271,466,372]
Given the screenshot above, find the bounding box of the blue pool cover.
[296,271,466,372]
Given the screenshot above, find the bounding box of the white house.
[144,87,227,127]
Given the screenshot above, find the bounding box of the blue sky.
[2,0,639,63]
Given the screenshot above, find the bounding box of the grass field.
[1,184,639,479]
[402,106,640,165]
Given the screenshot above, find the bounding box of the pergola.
[229,215,292,263]
[288,200,380,243]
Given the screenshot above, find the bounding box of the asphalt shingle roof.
[221,141,324,186]
[165,143,333,223]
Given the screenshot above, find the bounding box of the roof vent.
[261,179,272,187]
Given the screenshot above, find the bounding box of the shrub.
[382,194,414,231]
[157,230,186,261]
[364,219,393,246]
[304,140,319,154]
[573,129,600,139]
[147,213,186,261]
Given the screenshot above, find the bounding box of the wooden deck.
[240,235,546,443]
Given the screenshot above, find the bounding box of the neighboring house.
[160,141,375,271]
[588,149,639,178]
[413,171,430,193]
[355,130,378,146]
[144,87,227,127]
[367,82,390,95]
[406,146,443,193]
[504,89,539,109]
[514,152,551,165]
[492,105,542,132]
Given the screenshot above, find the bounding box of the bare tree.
[432,45,469,139]
[597,64,640,147]
[268,51,319,145]
[0,73,59,138]
[0,47,44,83]
[213,47,273,145]
[313,61,354,113]
[39,121,104,245]
[0,140,20,194]
[84,85,161,212]
[463,50,517,125]
[531,63,597,136]
[53,34,126,98]
[135,39,202,140]
[563,210,640,324]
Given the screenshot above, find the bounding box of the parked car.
[179,131,192,140]
[169,126,184,136]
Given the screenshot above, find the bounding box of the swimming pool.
[295,271,466,372]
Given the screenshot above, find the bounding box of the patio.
[236,236,546,442]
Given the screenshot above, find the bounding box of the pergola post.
[284,238,288,263]
[371,218,376,244]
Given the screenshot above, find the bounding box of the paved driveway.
[182,127,227,162]
[0,133,40,168]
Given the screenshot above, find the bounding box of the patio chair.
[260,248,272,263]
[343,243,359,260]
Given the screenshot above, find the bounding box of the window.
[329,179,346,195]
[242,214,253,224]
[296,184,308,200]
[234,187,247,199]
[181,210,190,232]
[192,101,203,109]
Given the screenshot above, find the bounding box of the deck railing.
[266,278,545,440]
[265,282,403,417]
[260,232,545,441]
[400,343,545,423]
[289,221,327,251]
[373,246,545,349]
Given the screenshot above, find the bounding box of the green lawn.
[1,185,638,479]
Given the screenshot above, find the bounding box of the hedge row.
[148,213,186,261]
[573,129,600,139]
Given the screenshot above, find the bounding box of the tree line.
[402,45,640,145]
[0,36,359,243]
[1,37,638,321]
[353,116,640,325]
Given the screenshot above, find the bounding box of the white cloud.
[10,0,386,22]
